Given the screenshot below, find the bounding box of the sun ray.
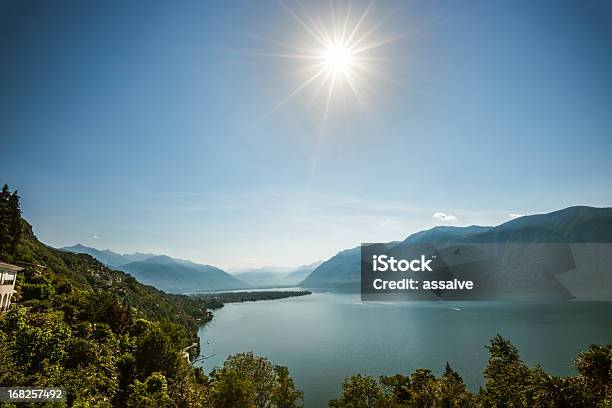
[341,1,352,42]
[279,1,329,48]
[249,36,322,56]
[296,0,336,49]
[344,70,368,111]
[246,51,322,60]
[306,69,334,110]
[262,65,329,119]
[351,61,399,85]
[344,0,375,46]
[345,14,387,52]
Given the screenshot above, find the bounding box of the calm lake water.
[197,292,612,408]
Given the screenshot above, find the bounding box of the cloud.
[509,213,524,219]
[432,212,457,221]
[93,235,99,239]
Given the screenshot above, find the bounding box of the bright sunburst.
[261,0,402,119]
[322,43,353,75]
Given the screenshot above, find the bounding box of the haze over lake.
[198,292,612,408]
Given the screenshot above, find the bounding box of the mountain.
[61,244,131,267]
[284,261,322,283]
[62,245,245,293]
[300,226,499,289]
[6,221,212,338]
[404,226,493,245]
[299,206,612,295]
[299,247,362,289]
[458,206,612,244]
[61,244,159,267]
[232,261,322,287]
[232,271,285,287]
[122,252,159,263]
[0,184,247,406]
[119,255,247,293]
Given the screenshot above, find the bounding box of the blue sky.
[1,0,611,269]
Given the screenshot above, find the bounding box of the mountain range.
[117,255,246,294]
[63,206,612,298]
[61,245,246,293]
[61,244,157,267]
[62,244,323,292]
[300,206,612,299]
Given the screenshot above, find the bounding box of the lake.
[197,292,612,407]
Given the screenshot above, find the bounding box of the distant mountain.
[232,261,322,288]
[458,206,612,244]
[300,227,498,288]
[62,245,246,293]
[299,247,362,289]
[284,262,322,283]
[61,244,130,267]
[61,244,159,267]
[404,226,493,245]
[122,252,159,263]
[232,271,285,287]
[119,255,247,294]
[299,206,612,295]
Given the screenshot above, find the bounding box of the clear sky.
[1,0,611,269]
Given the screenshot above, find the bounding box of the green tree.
[380,374,411,404]
[21,274,55,301]
[329,374,386,408]
[405,369,437,407]
[0,184,12,256]
[0,306,71,378]
[574,344,612,403]
[210,353,302,408]
[271,365,303,408]
[0,184,9,201]
[134,323,182,380]
[167,367,211,408]
[215,352,277,408]
[7,190,21,254]
[127,372,175,408]
[210,369,257,408]
[529,366,595,408]
[0,331,25,386]
[481,334,532,407]
[435,363,474,408]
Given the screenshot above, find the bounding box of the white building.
[0,261,22,311]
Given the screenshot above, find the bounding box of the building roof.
[0,261,24,272]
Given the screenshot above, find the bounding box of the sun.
[321,42,353,75]
[258,1,402,118]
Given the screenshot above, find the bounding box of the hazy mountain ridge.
[232,261,322,287]
[404,226,493,245]
[61,245,247,293]
[299,206,612,294]
[61,244,159,267]
[118,256,247,293]
[299,247,362,289]
[61,244,135,268]
[459,206,612,244]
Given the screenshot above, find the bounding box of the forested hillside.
[0,184,303,407]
